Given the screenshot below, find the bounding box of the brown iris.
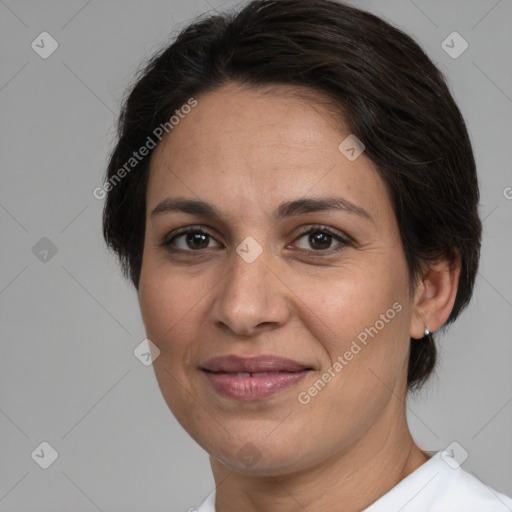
[309,231,332,250]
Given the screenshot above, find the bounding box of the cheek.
[294,277,409,420]
[138,264,206,426]
[292,263,411,406]
[138,262,201,354]
[291,262,406,347]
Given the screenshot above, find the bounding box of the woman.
[102,0,512,510]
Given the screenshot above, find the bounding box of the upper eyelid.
[164,225,219,243]
[295,225,352,243]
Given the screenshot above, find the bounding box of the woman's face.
[139,83,418,475]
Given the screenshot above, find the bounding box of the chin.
[214,449,306,476]
[201,431,325,477]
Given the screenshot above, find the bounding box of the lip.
[201,354,311,373]
[200,355,313,401]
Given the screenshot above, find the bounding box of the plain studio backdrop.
[1,1,511,511]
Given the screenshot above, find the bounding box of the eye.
[293,226,351,253]
[161,225,351,255]
[162,227,221,252]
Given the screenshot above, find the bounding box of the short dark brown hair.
[102,0,482,390]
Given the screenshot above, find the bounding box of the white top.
[196,449,512,511]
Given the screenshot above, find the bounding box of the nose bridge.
[230,247,267,296]
[212,240,288,335]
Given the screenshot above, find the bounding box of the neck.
[209,401,428,512]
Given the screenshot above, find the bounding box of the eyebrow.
[151,195,373,224]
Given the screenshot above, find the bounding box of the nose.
[211,246,291,337]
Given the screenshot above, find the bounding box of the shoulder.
[436,458,512,511]
[365,450,512,512]
[195,491,216,512]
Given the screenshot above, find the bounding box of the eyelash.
[161,225,352,256]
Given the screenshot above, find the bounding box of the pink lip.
[201,354,311,373]
[200,355,313,401]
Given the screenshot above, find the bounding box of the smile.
[202,369,311,400]
[200,354,314,400]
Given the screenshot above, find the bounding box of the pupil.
[187,232,208,249]
[310,232,331,250]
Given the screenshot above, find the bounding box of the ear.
[409,254,461,340]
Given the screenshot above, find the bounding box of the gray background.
[1,0,511,510]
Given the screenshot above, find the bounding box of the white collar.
[196,449,512,511]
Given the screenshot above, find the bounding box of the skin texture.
[138,83,460,512]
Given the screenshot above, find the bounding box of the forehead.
[146,84,392,224]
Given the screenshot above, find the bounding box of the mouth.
[200,355,313,401]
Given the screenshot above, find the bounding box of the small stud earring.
[424,327,430,337]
